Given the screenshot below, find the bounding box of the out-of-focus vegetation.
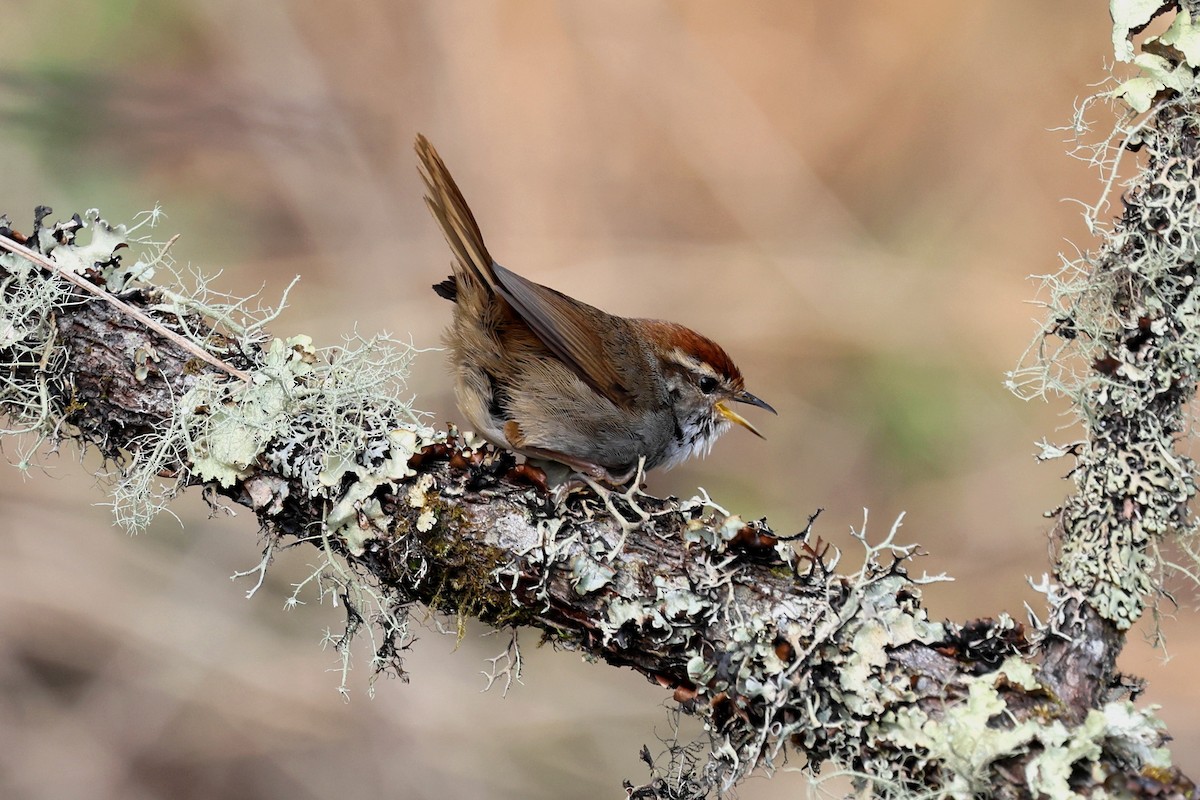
[1,3,1193,799]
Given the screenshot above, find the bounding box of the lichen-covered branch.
[1007,2,1200,746]
[2,7,1200,795]
[0,206,1187,797]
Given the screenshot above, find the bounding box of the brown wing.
[491,264,637,410]
[417,134,637,410]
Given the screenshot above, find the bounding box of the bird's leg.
[518,444,635,487]
[578,457,651,561]
[515,445,650,559]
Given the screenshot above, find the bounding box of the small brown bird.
[417,134,774,484]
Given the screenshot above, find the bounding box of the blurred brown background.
[0,2,1195,798]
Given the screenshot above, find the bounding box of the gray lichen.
[1,7,1196,787]
[1009,11,1200,631]
[878,656,1170,799]
[0,198,1186,795]
[488,492,957,790]
[0,207,440,692]
[0,209,97,461]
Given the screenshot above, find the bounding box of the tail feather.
[432,276,457,301]
[415,134,495,293]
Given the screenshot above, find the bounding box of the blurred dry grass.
[0,2,1196,798]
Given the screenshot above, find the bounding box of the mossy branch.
[0,209,1187,797]
[4,6,1200,794]
[1007,3,1200,751]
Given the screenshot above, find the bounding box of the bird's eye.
[698,376,719,394]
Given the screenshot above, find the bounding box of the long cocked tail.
[415,134,497,299]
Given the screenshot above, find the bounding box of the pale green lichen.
[868,657,1172,799]
[0,208,439,693]
[556,506,954,789]
[0,209,434,536]
[1009,11,1200,631]
[1114,52,1195,113]
[326,478,387,556]
[186,339,301,488]
[1157,10,1200,64]
[885,660,1043,796]
[570,553,616,594]
[406,471,435,507]
[160,318,431,550]
[1114,9,1200,112]
[839,602,927,717]
[1111,0,1172,62]
[405,472,438,534]
[0,210,117,460]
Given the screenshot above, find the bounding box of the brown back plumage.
[415,135,772,477]
[416,134,640,410]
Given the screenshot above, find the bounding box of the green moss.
[417,510,537,630]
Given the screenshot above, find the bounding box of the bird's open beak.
[716,391,776,440]
[735,390,776,415]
